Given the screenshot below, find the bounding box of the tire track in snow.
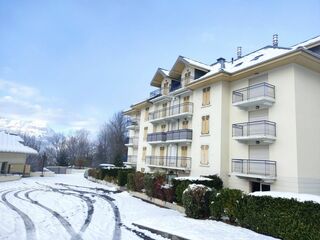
[55,185,160,240]
[37,185,94,237]
[1,190,37,240]
[17,189,81,239]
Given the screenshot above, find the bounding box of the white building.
[124,35,320,195]
[0,131,38,182]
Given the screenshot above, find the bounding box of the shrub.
[117,169,133,186]
[182,184,215,219]
[127,173,135,191]
[202,175,223,190]
[133,172,145,192]
[236,195,320,240]
[210,188,243,223]
[172,177,220,205]
[174,181,190,204]
[153,173,166,199]
[162,185,174,202]
[144,174,155,197]
[88,168,99,179]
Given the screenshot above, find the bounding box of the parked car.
[99,163,115,169]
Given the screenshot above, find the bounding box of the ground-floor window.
[0,162,8,174]
[251,181,271,192]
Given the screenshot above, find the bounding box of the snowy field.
[0,172,277,240]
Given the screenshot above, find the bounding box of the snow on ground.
[251,191,320,204]
[0,172,277,240]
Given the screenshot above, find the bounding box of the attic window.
[234,62,243,67]
[251,54,264,61]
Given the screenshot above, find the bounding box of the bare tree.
[94,112,127,166]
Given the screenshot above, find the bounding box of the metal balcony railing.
[232,82,275,104]
[166,129,192,141]
[149,102,193,121]
[232,159,277,177]
[127,155,137,163]
[150,89,161,98]
[146,156,191,170]
[126,118,139,127]
[232,120,276,137]
[147,132,167,142]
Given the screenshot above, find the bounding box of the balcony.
[125,137,139,147]
[149,102,193,123]
[146,156,191,171]
[126,118,140,130]
[150,89,161,98]
[232,159,277,180]
[166,129,192,143]
[147,129,193,144]
[232,82,275,110]
[126,155,137,165]
[232,120,276,144]
[147,132,167,144]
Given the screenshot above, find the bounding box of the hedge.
[210,188,243,223]
[182,184,215,219]
[172,175,223,205]
[117,169,134,186]
[236,195,320,240]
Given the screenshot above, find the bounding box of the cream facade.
[124,35,320,195]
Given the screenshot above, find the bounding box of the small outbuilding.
[0,131,38,182]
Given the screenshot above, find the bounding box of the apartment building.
[124,35,320,195]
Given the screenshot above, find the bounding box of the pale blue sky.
[0,0,319,133]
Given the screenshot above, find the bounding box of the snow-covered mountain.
[0,118,55,137]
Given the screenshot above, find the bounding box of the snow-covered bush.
[210,188,243,223]
[172,176,223,205]
[182,184,215,219]
[237,195,320,240]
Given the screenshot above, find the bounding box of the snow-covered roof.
[291,35,320,49]
[181,56,212,71]
[0,131,38,154]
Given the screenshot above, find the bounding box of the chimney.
[217,57,225,69]
[237,46,242,59]
[273,34,278,47]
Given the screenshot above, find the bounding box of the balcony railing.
[150,89,161,98]
[232,82,275,110]
[147,129,193,143]
[232,120,276,138]
[147,132,167,142]
[125,137,139,146]
[127,155,137,164]
[149,102,193,121]
[166,129,192,141]
[126,118,140,128]
[146,156,191,170]
[232,82,275,103]
[232,159,277,178]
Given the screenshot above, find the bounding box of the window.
[200,145,209,165]
[181,146,188,168]
[202,87,211,106]
[161,124,166,132]
[143,127,148,141]
[183,96,190,112]
[144,107,149,121]
[184,71,191,84]
[201,115,210,134]
[142,147,147,161]
[182,120,189,129]
[162,103,167,117]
